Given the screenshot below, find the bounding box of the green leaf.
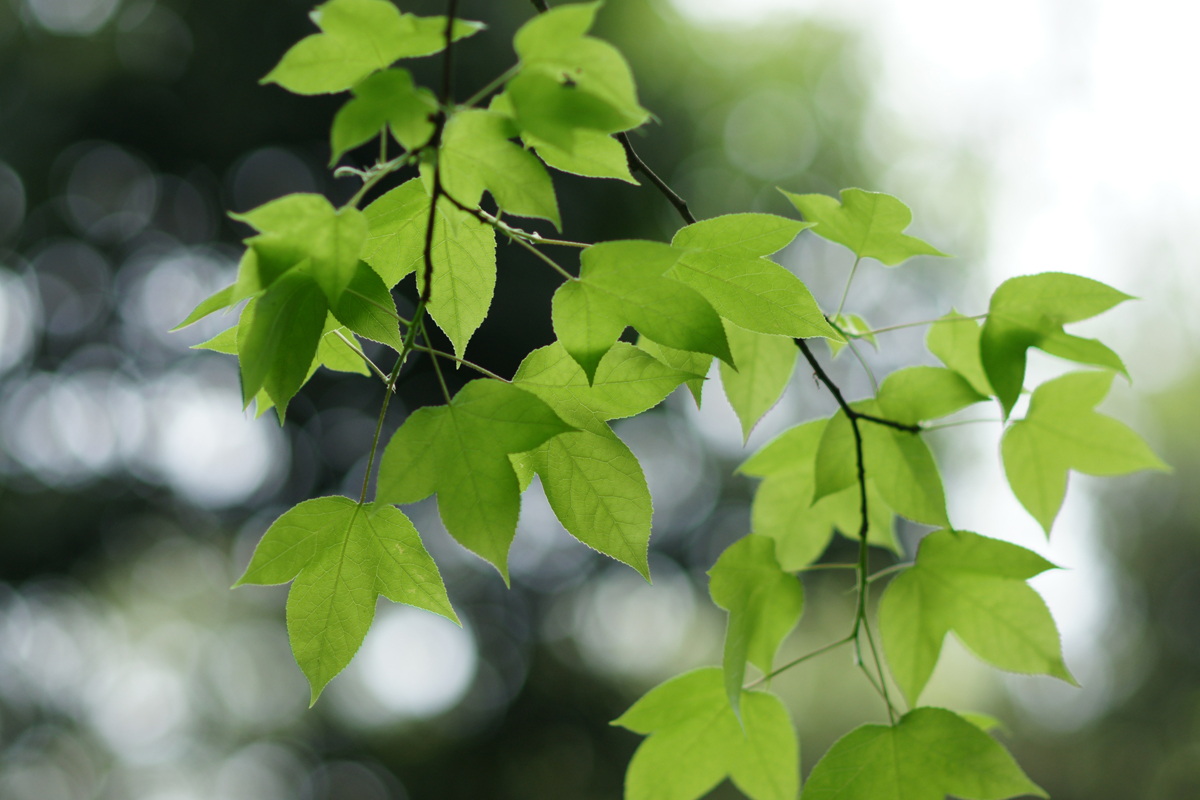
[232,193,368,306]
[330,260,403,351]
[719,322,797,442]
[636,336,711,407]
[827,313,874,358]
[262,0,483,95]
[959,711,1009,735]
[237,269,328,416]
[781,188,948,266]
[875,366,988,425]
[510,1,648,151]
[234,496,456,704]
[552,240,732,383]
[173,285,235,331]
[376,379,575,581]
[801,707,1045,800]
[815,403,950,527]
[361,179,497,356]
[513,341,701,434]
[669,214,840,341]
[193,325,238,355]
[440,109,561,228]
[330,69,437,162]
[927,310,993,396]
[614,668,798,800]
[1002,370,1168,533]
[512,342,699,577]
[879,529,1073,706]
[739,419,897,569]
[980,272,1133,417]
[317,325,370,376]
[708,535,803,715]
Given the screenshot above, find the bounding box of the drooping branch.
[617,132,697,226]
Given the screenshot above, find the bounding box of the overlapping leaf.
[740,419,898,569]
[981,272,1132,417]
[802,707,1044,800]
[439,109,561,228]
[614,668,798,800]
[508,1,648,152]
[719,321,797,441]
[234,496,456,703]
[1002,370,1168,533]
[512,342,700,577]
[827,312,874,358]
[879,529,1073,706]
[375,379,575,581]
[781,188,947,266]
[361,179,496,356]
[669,213,838,340]
[330,69,437,162]
[552,240,732,383]
[636,336,711,407]
[708,535,803,714]
[262,0,483,95]
[927,310,993,396]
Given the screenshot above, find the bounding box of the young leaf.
[780,188,948,266]
[879,529,1073,706]
[375,380,575,581]
[669,214,839,341]
[636,336,711,407]
[927,310,993,396]
[361,179,497,356]
[262,0,483,95]
[172,284,235,330]
[802,707,1045,800]
[237,268,328,416]
[512,342,701,577]
[330,260,403,351]
[1002,370,1168,534]
[815,403,949,527]
[719,322,797,442]
[739,419,898,569]
[552,240,733,383]
[329,69,437,162]
[981,272,1132,417]
[827,313,874,358]
[439,109,561,228]
[232,193,368,306]
[234,497,456,704]
[509,1,648,151]
[708,536,803,715]
[614,668,798,800]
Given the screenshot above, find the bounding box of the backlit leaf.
[879,529,1073,706]
[376,380,575,581]
[981,272,1132,417]
[614,668,798,800]
[802,707,1044,800]
[552,240,732,383]
[781,187,947,266]
[719,321,797,442]
[708,535,803,714]
[1002,370,1168,533]
[636,336,711,407]
[330,69,437,162]
[234,496,456,703]
[927,310,993,396]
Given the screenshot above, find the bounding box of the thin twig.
[922,418,1002,432]
[844,338,879,394]
[836,255,862,318]
[422,320,453,404]
[867,562,913,584]
[439,189,582,279]
[862,616,898,723]
[414,345,508,382]
[745,635,853,688]
[462,63,520,109]
[344,288,411,325]
[856,313,987,338]
[617,132,696,226]
[333,330,391,384]
[795,563,858,573]
[530,0,549,11]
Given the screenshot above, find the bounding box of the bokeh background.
[0,0,1196,798]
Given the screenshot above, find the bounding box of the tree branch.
[617,132,697,226]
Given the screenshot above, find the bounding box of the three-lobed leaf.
[375,379,575,582]
[235,496,456,703]
[802,707,1044,800]
[879,529,1073,706]
[614,668,798,800]
[1001,370,1168,533]
[708,535,803,715]
[781,188,947,266]
[980,272,1131,417]
[329,69,437,162]
[552,240,733,383]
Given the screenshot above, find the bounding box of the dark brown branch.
[530,0,549,10]
[617,132,697,226]
[420,0,460,306]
